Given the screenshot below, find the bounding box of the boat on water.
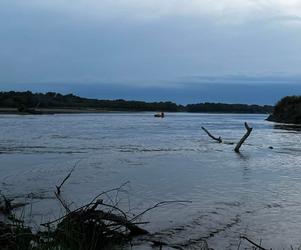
[154,112,165,118]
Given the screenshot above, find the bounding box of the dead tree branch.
[87,210,149,236]
[54,191,71,213]
[130,200,192,222]
[56,162,79,195]
[201,127,222,143]
[89,181,130,204]
[240,236,267,250]
[49,172,191,248]
[234,122,253,153]
[54,161,81,213]
[41,199,191,238]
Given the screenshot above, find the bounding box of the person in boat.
[154,112,165,118]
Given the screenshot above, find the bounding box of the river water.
[1,113,301,249]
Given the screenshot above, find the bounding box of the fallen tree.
[201,122,253,152]
[234,122,253,153]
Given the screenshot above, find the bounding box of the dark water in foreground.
[1,113,301,249]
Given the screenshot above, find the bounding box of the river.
[1,113,301,249]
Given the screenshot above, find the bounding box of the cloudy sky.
[1,0,301,104]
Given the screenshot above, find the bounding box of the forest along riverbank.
[1,113,301,249]
[0,108,125,114]
[0,91,273,114]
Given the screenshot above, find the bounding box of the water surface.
[1,113,301,249]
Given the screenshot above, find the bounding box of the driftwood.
[0,164,192,249]
[50,198,191,250]
[234,122,253,153]
[59,204,149,237]
[51,170,150,248]
[240,236,267,250]
[53,191,192,249]
[201,127,222,143]
[49,177,192,249]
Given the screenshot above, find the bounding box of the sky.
[1,0,301,104]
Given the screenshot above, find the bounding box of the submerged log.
[234,122,253,153]
[201,127,222,143]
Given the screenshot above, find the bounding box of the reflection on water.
[0,113,301,249]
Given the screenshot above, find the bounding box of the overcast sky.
[1,0,301,104]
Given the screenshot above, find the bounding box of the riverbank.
[0,108,121,115]
[0,91,273,114]
[266,96,301,124]
[0,108,273,116]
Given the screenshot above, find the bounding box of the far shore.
[0,108,272,115]
[0,108,124,115]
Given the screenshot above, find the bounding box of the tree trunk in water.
[234,122,252,153]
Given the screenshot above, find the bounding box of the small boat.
[154,112,165,118]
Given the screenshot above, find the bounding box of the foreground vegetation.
[0,169,194,250]
[0,91,273,113]
[267,96,301,124]
[0,198,147,250]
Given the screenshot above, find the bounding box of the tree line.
[0,91,273,113]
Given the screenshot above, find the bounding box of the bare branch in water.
[54,191,71,213]
[89,181,130,204]
[201,127,222,143]
[240,236,267,250]
[55,160,81,195]
[54,160,82,213]
[130,200,192,222]
[234,122,253,153]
